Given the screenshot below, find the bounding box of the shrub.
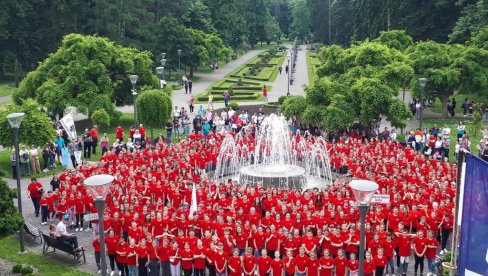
[91,109,110,127]
[20,265,34,275]
[278,96,288,105]
[228,87,234,96]
[12,264,23,273]
[237,78,243,86]
[228,102,239,110]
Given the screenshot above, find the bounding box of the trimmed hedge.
[211,86,261,91]
[197,93,260,101]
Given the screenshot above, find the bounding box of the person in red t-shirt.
[295,247,309,275]
[115,239,128,276]
[374,247,387,276]
[105,229,119,274]
[347,253,359,276]
[243,247,257,276]
[395,229,415,275]
[307,252,320,276]
[283,249,296,276]
[157,238,171,276]
[180,242,194,276]
[425,230,439,275]
[214,243,228,275]
[271,251,284,276]
[382,233,397,276]
[169,241,181,276]
[413,231,427,275]
[334,249,348,276]
[193,239,207,276]
[27,177,44,217]
[126,238,138,276]
[92,235,101,274]
[257,249,272,276]
[319,249,334,276]
[363,251,376,276]
[228,248,243,276]
[115,125,124,141]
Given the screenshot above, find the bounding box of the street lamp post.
[177,49,182,72]
[287,58,290,96]
[7,112,26,254]
[349,179,379,276]
[156,67,164,89]
[418,77,427,131]
[84,174,114,276]
[129,75,138,126]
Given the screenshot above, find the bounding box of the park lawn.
[417,118,483,162]
[0,150,64,179]
[0,235,91,276]
[0,83,16,98]
[430,92,487,114]
[306,51,321,85]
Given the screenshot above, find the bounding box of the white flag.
[189,183,198,218]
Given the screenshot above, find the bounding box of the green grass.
[306,51,321,85]
[430,93,487,114]
[411,118,483,162]
[0,235,91,276]
[0,150,64,179]
[0,83,16,98]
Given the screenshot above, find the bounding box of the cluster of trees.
[290,0,488,46]
[0,0,286,78]
[282,30,488,132]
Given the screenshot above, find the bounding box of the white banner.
[84,213,99,221]
[60,113,77,140]
[371,194,390,204]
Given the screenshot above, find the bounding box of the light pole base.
[18,250,28,255]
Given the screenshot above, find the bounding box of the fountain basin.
[239,164,307,189]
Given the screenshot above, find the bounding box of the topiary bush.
[228,102,239,110]
[20,265,34,275]
[237,78,243,86]
[91,109,111,127]
[278,96,288,105]
[12,264,23,273]
[228,87,234,96]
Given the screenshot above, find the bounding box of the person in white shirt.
[29,145,41,174]
[56,214,83,251]
[390,128,397,142]
[442,124,451,137]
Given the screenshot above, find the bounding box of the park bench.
[23,220,42,245]
[41,233,86,264]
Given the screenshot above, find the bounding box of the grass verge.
[0,83,16,98]
[430,93,487,114]
[0,235,91,276]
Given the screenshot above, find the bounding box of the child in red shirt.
[363,251,376,276]
[257,249,272,276]
[347,253,359,276]
[374,248,387,276]
[242,247,257,276]
[295,247,309,275]
[334,249,348,276]
[307,252,320,276]
[228,249,243,276]
[271,251,284,276]
[319,249,334,276]
[283,249,296,276]
[92,235,101,274]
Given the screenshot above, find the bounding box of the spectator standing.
[19,145,31,176]
[82,129,93,158]
[10,149,17,179]
[115,125,124,142]
[100,133,109,155]
[262,85,268,102]
[166,121,173,144]
[208,93,214,111]
[188,96,195,113]
[90,125,98,154]
[188,79,193,93]
[138,124,146,140]
[93,235,102,275]
[27,177,43,217]
[54,135,65,164]
[29,145,41,173]
[223,91,231,108]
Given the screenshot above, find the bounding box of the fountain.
[214,114,333,189]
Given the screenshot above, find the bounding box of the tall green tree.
[136,89,172,139]
[449,0,488,43]
[290,0,311,41]
[13,34,158,119]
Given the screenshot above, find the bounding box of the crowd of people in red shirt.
[28,126,456,276]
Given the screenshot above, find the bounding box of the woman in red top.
[413,231,427,275]
[228,248,243,276]
[257,249,272,276]
[136,239,148,276]
[319,249,334,276]
[307,252,320,276]
[105,229,119,274]
[242,247,257,276]
[374,248,387,276]
[363,251,376,276]
[271,251,284,276]
[347,253,359,275]
[180,242,194,276]
[27,177,44,217]
[334,249,347,276]
[115,238,128,276]
[169,241,181,276]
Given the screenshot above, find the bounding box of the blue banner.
[459,154,488,276]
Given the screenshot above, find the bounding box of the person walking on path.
[27,177,44,217]
[278,66,282,74]
[207,93,214,110]
[188,95,195,113]
[223,91,231,108]
[188,79,193,93]
[262,85,268,102]
[285,63,289,74]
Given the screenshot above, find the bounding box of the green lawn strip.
[0,236,91,276]
[306,51,316,84]
[409,118,483,162]
[429,92,487,114]
[0,83,16,98]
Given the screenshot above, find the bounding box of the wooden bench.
[23,221,42,245]
[41,233,86,264]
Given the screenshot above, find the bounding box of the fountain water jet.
[214,114,332,189]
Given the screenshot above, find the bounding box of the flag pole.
[449,149,466,275]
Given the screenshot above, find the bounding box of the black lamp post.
[287,58,290,96]
[129,75,138,126]
[418,77,427,131]
[7,112,26,254]
[84,174,114,276]
[349,179,379,276]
